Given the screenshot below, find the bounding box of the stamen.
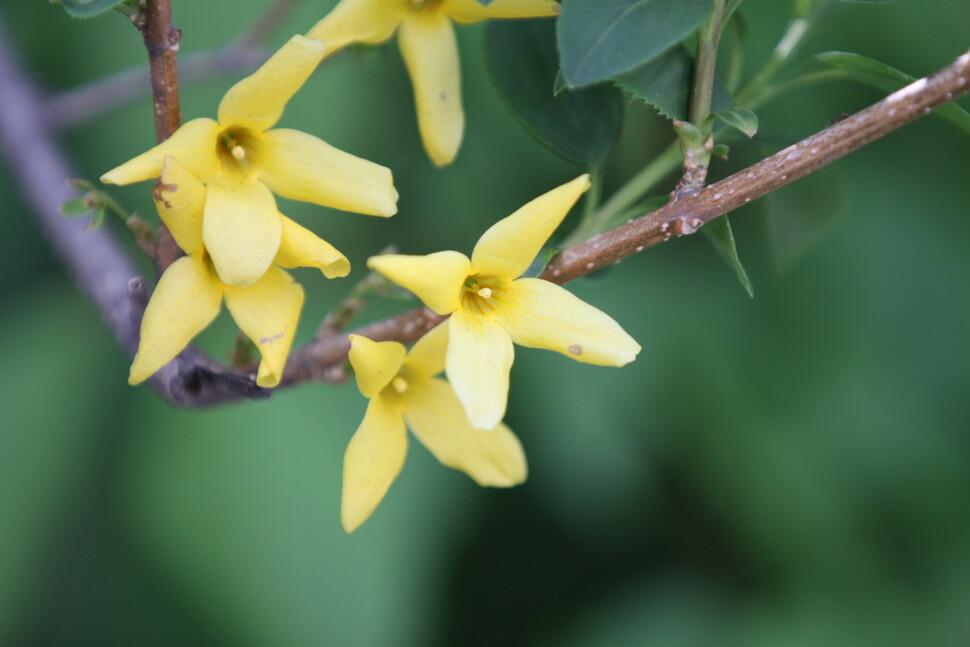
[231,145,246,160]
[477,287,493,299]
[392,376,409,394]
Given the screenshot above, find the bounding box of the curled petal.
[403,321,449,379]
[223,267,304,388]
[275,215,350,278]
[258,129,398,216]
[129,255,222,385]
[306,0,409,57]
[217,35,325,132]
[101,118,220,186]
[442,0,559,23]
[446,310,514,430]
[203,174,282,286]
[398,11,463,166]
[342,397,408,533]
[472,174,589,280]
[367,251,469,315]
[154,156,205,254]
[499,278,640,366]
[404,378,527,487]
[348,335,407,399]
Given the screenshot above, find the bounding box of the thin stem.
[735,16,810,105]
[580,164,603,223]
[689,0,727,127]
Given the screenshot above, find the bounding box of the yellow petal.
[403,321,449,378]
[257,128,398,216]
[398,11,464,166]
[446,310,514,430]
[101,118,221,186]
[307,0,409,56]
[471,174,590,280]
[443,0,559,24]
[348,335,407,399]
[154,156,205,254]
[404,378,527,486]
[342,397,408,533]
[223,267,304,388]
[367,251,469,315]
[203,174,282,286]
[129,255,222,385]
[275,215,350,278]
[498,277,641,366]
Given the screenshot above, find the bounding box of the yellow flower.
[102,35,397,287]
[367,174,641,430]
[343,324,527,533]
[129,157,351,389]
[307,0,559,166]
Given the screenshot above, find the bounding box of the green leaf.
[702,216,754,297]
[59,196,91,217]
[614,45,734,121]
[558,0,715,87]
[791,52,970,136]
[672,119,704,149]
[716,106,759,138]
[485,20,623,165]
[52,0,128,19]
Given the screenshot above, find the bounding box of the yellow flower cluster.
[103,1,641,533]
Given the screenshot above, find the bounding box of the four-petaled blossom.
[129,157,351,388]
[102,35,397,287]
[307,0,559,166]
[368,174,641,430]
[344,324,526,533]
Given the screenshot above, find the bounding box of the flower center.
[217,127,258,174]
[410,0,442,11]
[461,274,504,315]
[391,376,409,394]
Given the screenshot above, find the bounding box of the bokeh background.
[2,0,969,645]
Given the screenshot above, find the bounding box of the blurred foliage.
[1,0,969,645]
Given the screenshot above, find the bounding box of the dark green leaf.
[702,216,754,297]
[53,0,128,19]
[837,0,894,3]
[485,19,623,165]
[558,0,714,87]
[716,106,759,138]
[614,45,734,121]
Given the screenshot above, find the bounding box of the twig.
[316,246,400,339]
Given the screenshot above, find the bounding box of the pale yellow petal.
[257,128,397,216]
[101,118,221,185]
[403,321,449,378]
[443,0,559,24]
[348,335,407,398]
[471,174,590,280]
[223,267,304,388]
[154,156,205,254]
[203,174,282,286]
[367,251,469,315]
[404,378,527,486]
[446,310,514,430]
[275,215,350,278]
[342,397,408,533]
[217,35,324,132]
[129,255,222,385]
[398,11,464,166]
[307,0,409,56]
[498,278,640,366]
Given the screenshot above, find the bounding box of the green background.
[1,0,969,645]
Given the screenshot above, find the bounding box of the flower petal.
[471,174,590,280]
[446,310,514,430]
[403,321,449,379]
[367,251,469,315]
[275,214,350,278]
[498,277,641,366]
[257,129,398,216]
[217,35,325,132]
[397,11,464,166]
[223,267,304,388]
[129,255,222,385]
[348,335,407,399]
[404,378,527,486]
[342,397,408,533]
[101,118,221,186]
[154,156,205,254]
[443,0,559,24]
[306,0,408,56]
[203,174,282,286]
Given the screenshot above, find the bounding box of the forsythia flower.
[102,35,397,287]
[129,157,351,388]
[307,0,559,166]
[343,325,527,533]
[368,174,641,430]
